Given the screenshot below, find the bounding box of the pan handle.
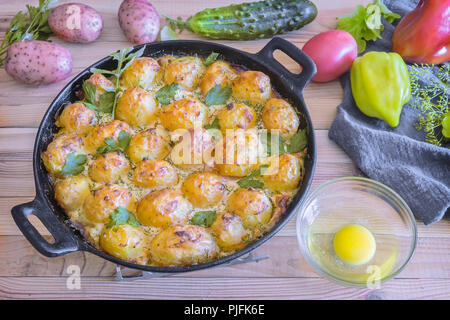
[11,198,79,257]
[256,37,316,92]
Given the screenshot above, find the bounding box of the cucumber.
[166,0,318,40]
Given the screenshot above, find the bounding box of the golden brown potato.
[217,103,257,133]
[214,130,260,177]
[99,224,150,264]
[231,71,272,105]
[119,57,160,89]
[262,98,300,140]
[159,98,207,131]
[41,134,85,176]
[127,127,171,163]
[85,73,115,101]
[181,172,226,208]
[169,128,216,170]
[150,224,218,266]
[136,189,192,228]
[84,120,131,154]
[115,87,158,127]
[199,61,237,96]
[54,176,91,212]
[133,160,178,188]
[261,153,304,192]
[84,184,136,223]
[88,152,130,184]
[211,212,248,251]
[163,56,205,90]
[56,102,96,135]
[227,188,273,229]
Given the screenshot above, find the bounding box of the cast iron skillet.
[11,37,317,273]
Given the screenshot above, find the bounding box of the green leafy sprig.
[155,83,179,105]
[60,153,87,176]
[81,81,115,113]
[190,210,217,227]
[0,0,55,66]
[106,206,141,229]
[96,130,131,154]
[205,84,232,106]
[204,52,219,66]
[260,129,308,156]
[204,117,220,130]
[90,46,145,118]
[237,165,268,189]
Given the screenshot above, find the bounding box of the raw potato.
[49,3,103,43]
[118,0,160,44]
[5,40,72,85]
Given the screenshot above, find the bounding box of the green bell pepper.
[350,51,411,127]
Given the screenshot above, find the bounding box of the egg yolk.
[333,224,376,265]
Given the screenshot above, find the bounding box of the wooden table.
[0,0,449,300]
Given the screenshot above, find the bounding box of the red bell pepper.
[392,0,450,64]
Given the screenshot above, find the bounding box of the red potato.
[118,0,160,44]
[302,30,357,82]
[4,40,72,85]
[48,3,103,43]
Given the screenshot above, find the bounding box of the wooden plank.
[0,276,448,300]
[0,235,448,280]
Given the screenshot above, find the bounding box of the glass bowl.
[296,177,417,287]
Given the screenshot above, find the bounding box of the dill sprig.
[408,63,449,147]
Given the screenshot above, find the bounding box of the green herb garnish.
[337,0,400,53]
[286,129,307,153]
[205,84,232,106]
[236,165,268,189]
[106,206,141,229]
[204,52,219,66]
[96,130,131,154]
[81,81,115,113]
[190,210,217,227]
[204,117,220,130]
[260,132,286,156]
[0,0,55,67]
[155,83,179,105]
[60,153,87,176]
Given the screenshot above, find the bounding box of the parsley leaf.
[97,91,115,113]
[337,0,400,53]
[191,211,217,227]
[96,130,131,154]
[205,84,232,106]
[260,132,286,156]
[204,118,220,130]
[236,165,268,189]
[106,207,141,229]
[60,153,87,176]
[286,129,307,153]
[155,83,179,105]
[204,52,219,66]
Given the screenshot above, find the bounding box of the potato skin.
[163,57,205,90]
[136,189,192,228]
[99,224,150,264]
[262,98,300,140]
[54,176,91,212]
[42,134,85,176]
[48,3,103,43]
[217,103,257,132]
[118,0,160,44]
[84,120,131,153]
[211,212,247,251]
[200,61,237,96]
[84,184,136,223]
[160,98,207,131]
[89,152,130,184]
[119,57,160,89]
[5,40,72,85]
[215,131,260,177]
[133,160,178,188]
[261,154,304,191]
[181,172,226,208]
[115,87,157,127]
[150,224,218,266]
[56,102,96,135]
[127,127,171,163]
[231,71,272,105]
[169,128,216,170]
[227,188,273,230]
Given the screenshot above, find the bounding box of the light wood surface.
[0,0,448,300]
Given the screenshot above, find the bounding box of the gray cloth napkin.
[328,0,450,225]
